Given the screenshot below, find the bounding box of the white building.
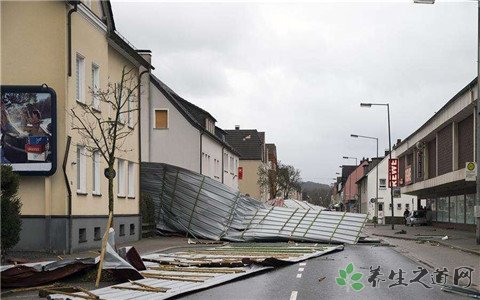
[358,151,417,224]
[142,74,239,189]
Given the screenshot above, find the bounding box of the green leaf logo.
[335,263,364,292]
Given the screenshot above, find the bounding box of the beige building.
[225,127,268,201]
[1,0,152,252]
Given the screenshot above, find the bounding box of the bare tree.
[257,162,281,200]
[70,66,139,216]
[278,164,301,198]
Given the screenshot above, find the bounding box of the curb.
[371,233,480,256]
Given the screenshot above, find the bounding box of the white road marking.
[290,291,298,300]
[299,262,307,266]
[298,267,304,272]
[296,273,302,278]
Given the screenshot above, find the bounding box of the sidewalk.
[5,235,210,264]
[363,224,480,256]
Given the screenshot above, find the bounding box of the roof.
[341,165,356,183]
[396,77,477,149]
[355,157,383,184]
[175,97,217,124]
[225,129,264,160]
[150,74,238,156]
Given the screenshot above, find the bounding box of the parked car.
[406,210,428,226]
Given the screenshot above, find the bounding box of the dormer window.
[205,118,215,134]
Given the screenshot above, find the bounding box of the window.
[94,227,101,241]
[389,203,392,210]
[379,179,386,190]
[154,109,168,129]
[466,194,476,224]
[128,162,135,198]
[205,118,215,133]
[235,159,238,174]
[91,64,100,109]
[397,203,402,210]
[92,151,100,195]
[378,203,384,211]
[130,224,135,235]
[224,153,228,172]
[117,159,126,196]
[405,203,410,209]
[79,228,87,243]
[230,156,234,173]
[119,224,125,236]
[77,145,86,193]
[76,54,85,103]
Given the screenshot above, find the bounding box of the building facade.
[225,127,268,201]
[145,75,239,189]
[396,78,477,231]
[1,0,152,252]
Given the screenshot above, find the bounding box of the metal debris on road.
[141,163,368,244]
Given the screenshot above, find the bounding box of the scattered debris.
[441,284,480,298]
[394,230,407,235]
[441,235,449,240]
[318,276,326,282]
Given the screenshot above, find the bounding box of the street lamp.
[343,156,358,165]
[413,0,480,245]
[360,102,395,230]
[351,134,379,227]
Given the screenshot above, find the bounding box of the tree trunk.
[108,162,114,227]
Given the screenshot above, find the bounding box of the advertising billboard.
[388,158,399,188]
[1,85,56,175]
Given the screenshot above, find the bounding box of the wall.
[201,134,223,181]
[146,81,200,172]
[238,160,264,201]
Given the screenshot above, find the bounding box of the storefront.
[430,194,476,231]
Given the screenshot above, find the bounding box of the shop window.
[437,197,448,222]
[94,227,101,241]
[130,224,135,235]
[79,228,87,243]
[456,195,465,224]
[449,196,456,223]
[466,194,476,224]
[119,224,125,236]
[154,109,168,129]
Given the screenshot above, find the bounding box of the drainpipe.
[62,136,72,254]
[67,1,79,77]
[221,146,225,184]
[137,69,149,240]
[200,132,204,173]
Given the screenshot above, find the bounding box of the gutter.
[67,1,80,77]
[62,136,72,254]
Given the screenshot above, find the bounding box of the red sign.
[389,159,399,187]
[25,144,45,153]
[238,167,243,180]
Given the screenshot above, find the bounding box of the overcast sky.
[112,0,476,184]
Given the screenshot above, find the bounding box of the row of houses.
[1,0,286,253]
[332,78,478,231]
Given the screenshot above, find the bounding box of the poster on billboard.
[1,85,56,175]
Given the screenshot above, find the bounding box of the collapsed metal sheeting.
[48,243,342,300]
[141,163,368,244]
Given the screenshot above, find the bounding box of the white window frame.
[76,54,85,103]
[117,159,126,197]
[128,161,135,198]
[92,150,101,195]
[230,156,234,173]
[76,145,86,193]
[91,63,100,110]
[127,92,133,127]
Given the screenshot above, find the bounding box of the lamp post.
[343,156,358,165]
[351,134,379,227]
[413,0,480,244]
[361,102,395,230]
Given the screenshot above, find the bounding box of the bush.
[1,165,22,255]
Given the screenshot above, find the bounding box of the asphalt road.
[177,244,471,300]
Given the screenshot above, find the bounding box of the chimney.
[235,125,240,130]
[385,150,390,156]
[396,138,402,145]
[137,49,152,64]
